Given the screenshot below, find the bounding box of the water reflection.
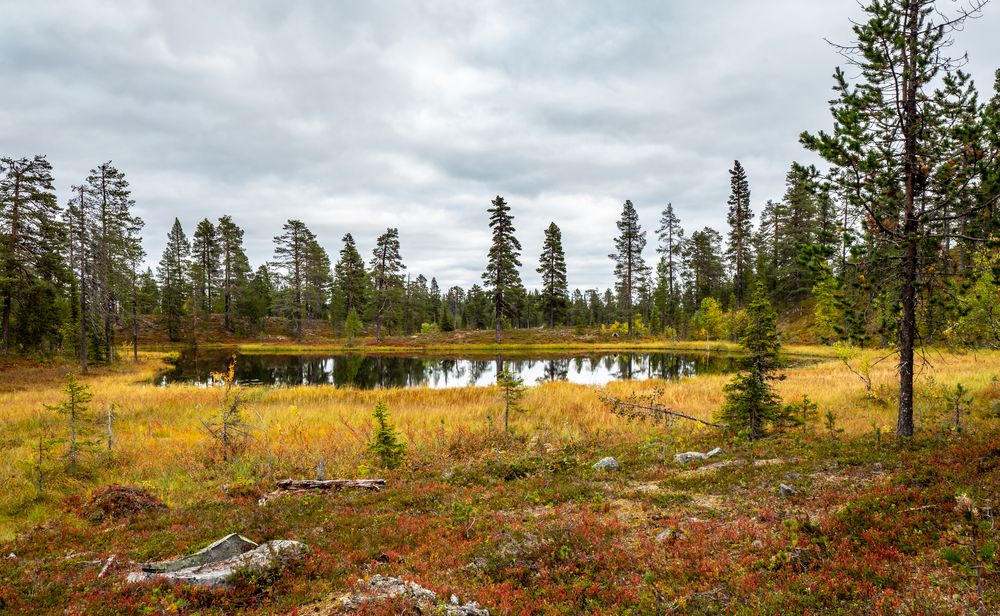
[157,349,752,389]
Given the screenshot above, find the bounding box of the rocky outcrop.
[338,575,489,615]
[126,534,308,587]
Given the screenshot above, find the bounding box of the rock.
[593,457,620,471]
[339,575,489,615]
[778,483,799,497]
[127,535,308,587]
[655,528,678,542]
[692,460,738,473]
[705,447,723,458]
[674,451,707,464]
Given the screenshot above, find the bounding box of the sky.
[2,1,998,291]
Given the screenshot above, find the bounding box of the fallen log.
[277,479,386,491]
[258,479,386,505]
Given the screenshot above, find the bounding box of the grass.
[0,343,998,613]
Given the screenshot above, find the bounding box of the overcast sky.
[2,1,998,291]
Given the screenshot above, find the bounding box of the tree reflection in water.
[159,349,761,389]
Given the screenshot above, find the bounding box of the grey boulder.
[593,457,620,471]
[127,534,308,587]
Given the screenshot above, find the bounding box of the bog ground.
[1,345,998,614]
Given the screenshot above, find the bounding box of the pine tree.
[190,219,220,314]
[725,161,754,307]
[368,228,405,342]
[216,215,250,332]
[537,222,568,328]
[0,155,65,354]
[801,0,994,436]
[157,219,190,342]
[66,185,91,371]
[334,233,368,324]
[84,162,141,363]
[716,282,786,440]
[655,203,684,329]
[682,227,726,311]
[482,196,523,343]
[303,236,332,320]
[272,219,317,342]
[609,200,649,335]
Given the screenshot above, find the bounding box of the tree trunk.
[896,1,919,438]
[2,174,20,355]
[79,187,89,374]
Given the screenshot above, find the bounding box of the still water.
[156,349,754,389]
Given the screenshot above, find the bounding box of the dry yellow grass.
[1,346,998,540]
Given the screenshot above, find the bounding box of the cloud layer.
[2,1,998,290]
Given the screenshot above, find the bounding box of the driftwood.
[258,479,386,505]
[601,391,724,429]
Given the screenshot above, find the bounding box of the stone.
[655,529,676,542]
[593,457,620,471]
[339,575,489,615]
[674,451,707,464]
[140,533,258,574]
[778,483,799,497]
[127,535,308,587]
[705,447,723,458]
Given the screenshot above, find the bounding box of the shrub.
[369,401,406,470]
[716,282,790,440]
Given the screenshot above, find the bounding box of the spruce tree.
[482,195,523,343]
[725,161,754,307]
[716,282,786,440]
[157,219,190,342]
[537,222,568,328]
[609,200,649,335]
[368,228,405,342]
[0,155,65,354]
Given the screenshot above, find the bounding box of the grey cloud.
[1,0,998,291]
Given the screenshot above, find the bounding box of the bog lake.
[157,348,820,389]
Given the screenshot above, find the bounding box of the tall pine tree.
[609,200,649,335]
[725,161,754,307]
[537,222,568,328]
[801,0,995,436]
[368,228,405,342]
[482,196,523,343]
[157,219,190,342]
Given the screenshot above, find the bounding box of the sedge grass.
[0,346,997,540]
